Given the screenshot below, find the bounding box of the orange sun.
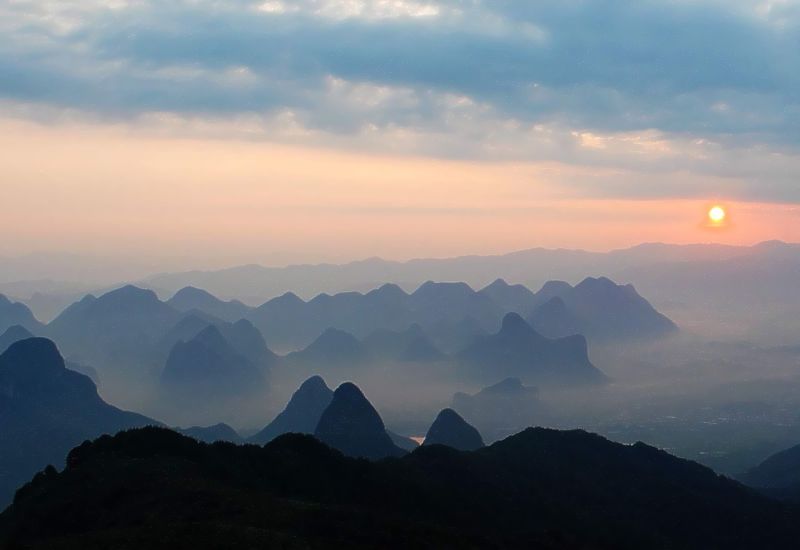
[708,205,726,223]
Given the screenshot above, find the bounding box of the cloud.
[1,0,799,201]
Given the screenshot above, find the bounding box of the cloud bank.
[2,0,799,201]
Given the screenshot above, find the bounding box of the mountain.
[422,408,484,451]
[408,281,503,330]
[140,241,800,345]
[167,286,251,322]
[161,325,266,399]
[46,285,181,369]
[361,324,445,363]
[0,325,34,354]
[457,313,608,386]
[178,423,243,444]
[249,375,334,445]
[0,338,156,506]
[4,426,799,549]
[478,278,538,313]
[247,286,413,352]
[314,382,405,460]
[452,377,541,440]
[0,294,42,334]
[528,277,678,341]
[740,443,800,499]
[528,296,582,338]
[285,328,367,370]
[154,314,277,370]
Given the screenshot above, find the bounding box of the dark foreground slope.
[2,427,798,550]
[0,339,157,507]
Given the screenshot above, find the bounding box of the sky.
[1,0,799,268]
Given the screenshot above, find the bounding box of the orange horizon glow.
[1,118,798,269]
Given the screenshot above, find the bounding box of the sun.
[708,205,726,223]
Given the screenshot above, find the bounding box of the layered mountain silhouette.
[4,426,799,548]
[457,313,608,386]
[285,328,367,369]
[161,325,266,399]
[249,375,334,445]
[452,377,541,439]
[167,286,251,322]
[423,408,484,451]
[0,294,42,335]
[0,325,34,354]
[0,338,156,506]
[46,285,182,368]
[478,278,538,314]
[314,382,405,459]
[527,277,678,341]
[740,443,800,499]
[361,324,445,363]
[178,423,243,444]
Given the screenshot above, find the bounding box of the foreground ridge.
[2,426,798,549]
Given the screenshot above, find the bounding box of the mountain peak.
[500,312,535,335]
[0,338,65,379]
[249,375,333,445]
[171,286,215,301]
[101,285,159,302]
[314,382,404,460]
[0,325,35,353]
[423,408,484,451]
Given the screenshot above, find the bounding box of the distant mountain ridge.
[142,241,783,301]
[457,313,608,386]
[0,295,42,335]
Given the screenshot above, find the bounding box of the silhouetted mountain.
[361,324,445,363]
[457,313,607,386]
[479,278,538,313]
[161,325,265,399]
[452,377,541,440]
[0,338,156,506]
[285,328,367,369]
[245,280,521,352]
[178,423,243,444]
[314,382,405,459]
[46,285,181,369]
[409,281,503,330]
[167,286,251,322]
[154,313,277,371]
[528,277,678,341]
[249,375,334,445]
[740,443,800,499]
[4,426,800,549]
[223,319,278,371]
[423,408,484,451]
[0,325,34,354]
[0,294,42,334]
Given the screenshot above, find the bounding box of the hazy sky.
[1,1,799,268]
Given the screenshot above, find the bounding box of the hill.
[2,426,798,548]
[0,338,156,507]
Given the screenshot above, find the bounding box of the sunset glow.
[708,206,726,224]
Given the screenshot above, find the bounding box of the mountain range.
[457,313,607,386]
[3,425,798,548]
